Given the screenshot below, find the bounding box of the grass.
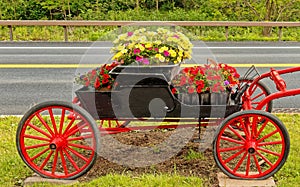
[1,26,299,42]
[1,114,300,186]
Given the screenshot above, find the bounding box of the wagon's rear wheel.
[16,101,100,179]
[213,110,289,179]
[239,79,273,112]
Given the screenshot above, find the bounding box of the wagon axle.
[49,137,67,150]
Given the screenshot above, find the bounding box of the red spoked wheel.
[239,79,273,112]
[16,101,100,179]
[213,110,289,179]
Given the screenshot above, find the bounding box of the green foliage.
[185,149,205,161]
[0,0,299,41]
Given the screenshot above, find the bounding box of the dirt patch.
[79,127,220,187]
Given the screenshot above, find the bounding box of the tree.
[243,0,300,36]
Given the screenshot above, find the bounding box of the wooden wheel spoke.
[233,152,248,172]
[219,145,244,152]
[59,150,68,175]
[64,121,88,137]
[252,155,262,174]
[66,146,89,163]
[256,151,274,167]
[48,108,58,134]
[228,125,246,142]
[257,147,281,157]
[67,134,93,141]
[28,123,52,139]
[24,134,50,142]
[59,109,66,134]
[246,154,251,176]
[258,129,279,143]
[258,141,283,146]
[257,120,269,138]
[221,136,244,145]
[30,147,50,161]
[223,149,245,164]
[68,143,93,151]
[63,149,80,171]
[25,143,49,150]
[51,151,58,175]
[37,113,55,136]
[63,116,76,135]
[251,92,264,101]
[39,150,54,170]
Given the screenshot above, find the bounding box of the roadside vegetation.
[1,114,300,186]
[0,0,299,41]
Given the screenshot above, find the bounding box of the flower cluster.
[75,62,118,90]
[111,28,193,65]
[171,63,240,94]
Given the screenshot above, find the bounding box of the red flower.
[180,76,187,86]
[188,86,194,94]
[94,77,101,88]
[188,77,194,85]
[103,74,110,79]
[91,70,96,76]
[172,88,177,94]
[102,78,109,85]
[183,68,189,74]
[196,86,202,93]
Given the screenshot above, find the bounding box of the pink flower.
[136,56,143,62]
[127,32,133,36]
[163,50,170,57]
[133,48,141,54]
[142,58,149,65]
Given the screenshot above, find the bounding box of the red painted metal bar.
[246,66,300,110]
[99,119,222,135]
[256,88,300,110]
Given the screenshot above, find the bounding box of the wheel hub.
[49,137,66,150]
[245,141,257,154]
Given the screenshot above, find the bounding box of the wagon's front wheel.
[213,110,289,179]
[16,101,100,179]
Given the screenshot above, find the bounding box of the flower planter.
[109,63,181,82]
[177,93,200,105]
[210,92,229,105]
[75,87,116,119]
[178,92,229,105]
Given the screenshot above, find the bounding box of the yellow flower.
[169,49,177,57]
[117,45,125,51]
[155,54,165,62]
[135,44,145,51]
[177,56,182,62]
[159,46,169,53]
[118,33,127,40]
[154,40,162,45]
[127,43,135,50]
[112,51,123,60]
[121,49,128,54]
[145,43,152,48]
[178,50,183,57]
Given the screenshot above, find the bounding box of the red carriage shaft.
[243,66,300,110]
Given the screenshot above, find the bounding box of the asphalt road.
[0,41,300,115]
